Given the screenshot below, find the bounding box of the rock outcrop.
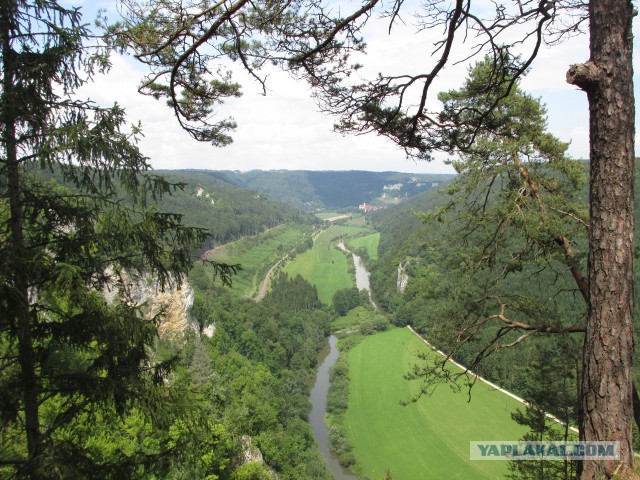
[148,282,197,340]
[397,261,409,294]
[240,436,278,478]
[240,435,265,464]
[103,270,198,340]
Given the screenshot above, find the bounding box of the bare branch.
[487,297,585,333]
[554,234,588,304]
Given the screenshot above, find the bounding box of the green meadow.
[347,232,380,260]
[285,225,369,304]
[209,224,311,296]
[315,212,346,220]
[321,224,369,240]
[345,327,529,480]
[342,215,367,228]
[315,212,340,219]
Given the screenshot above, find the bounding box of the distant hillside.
[41,167,314,250]
[373,181,453,246]
[152,171,315,247]
[184,170,455,210]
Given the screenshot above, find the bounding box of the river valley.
[309,241,379,479]
[309,335,358,479]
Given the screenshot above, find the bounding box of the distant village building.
[359,203,386,213]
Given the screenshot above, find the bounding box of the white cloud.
[75,1,639,173]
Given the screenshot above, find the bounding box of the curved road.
[253,255,287,302]
[254,227,323,302]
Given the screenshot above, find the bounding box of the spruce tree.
[0,2,228,477]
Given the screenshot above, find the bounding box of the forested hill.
[42,168,315,249]
[186,169,455,210]
[370,182,446,258]
[366,162,640,436]
[153,171,315,247]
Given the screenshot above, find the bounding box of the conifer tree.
[0,2,230,477]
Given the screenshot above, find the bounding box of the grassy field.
[345,327,529,480]
[321,224,369,240]
[208,224,311,297]
[284,225,369,304]
[347,232,380,260]
[284,228,352,304]
[315,212,342,220]
[316,212,350,221]
[342,215,367,228]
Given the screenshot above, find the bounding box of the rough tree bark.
[567,1,635,478]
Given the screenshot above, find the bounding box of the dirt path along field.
[254,255,287,302]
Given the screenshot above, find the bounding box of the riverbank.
[309,335,359,480]
[337,242,380,311]
[308,224,384,478]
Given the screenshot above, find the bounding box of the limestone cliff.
[397,261,409,294]
[103,270,198,340]
[147,281,197,340]
[240,435,278,478]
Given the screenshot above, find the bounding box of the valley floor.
[344,327,528,480]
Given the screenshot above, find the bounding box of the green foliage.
[263,272,321,312]
[367,59,587,412]
[0,2,230,476]
[507,340,579,480]
[411,62,586,396]
[232,462,272,480]
[185,271,333,480]
[332,288,363,316]
[358,316,390,336]
[325,346,356,469]
[327,353,350,416]
[331,305,382,332]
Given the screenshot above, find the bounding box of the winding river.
[309,241,379,479]
[337,242,378,311]
[309,335,358,479]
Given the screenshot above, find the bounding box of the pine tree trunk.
[1,3,42,477]
[568,0,636,478]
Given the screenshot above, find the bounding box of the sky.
[73,1,639,174]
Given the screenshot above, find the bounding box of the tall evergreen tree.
[0,2,230,477]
